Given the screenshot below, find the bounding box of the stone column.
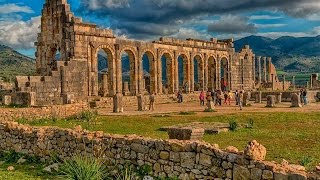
[271,74,275,90]
[257,56,262,85]
[292,76,296,90]
[102,73,109,97]
[137,94,145,111]
[175,53,179,93]
[217,58,221,90]
[60,66,66,96]
[157,55,162,94]
[113,93,123,113]
[255,91,262,103]
[123,81,130,96]
[263,57,267,82]
[310,75,313,88]
[282,75,286,91]
[138,55,143,94]
[306,81,309,88]
[204,57,208,91]
[190,54,195,92]
[115,46,122,94]
[267,57,272,82]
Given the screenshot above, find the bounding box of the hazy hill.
[0,45,36,82]
[234,35,320,72]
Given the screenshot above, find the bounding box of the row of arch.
[90,45,230,96]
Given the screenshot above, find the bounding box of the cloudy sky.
[0,0,320,57]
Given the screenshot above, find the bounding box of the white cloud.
[0,3,34,14]
[307,14,320,21]
[255,24,287,28]
[0,16,41,49]
[250,15,283,20]
[172,28,210,40]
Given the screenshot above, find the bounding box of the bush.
[61,155,108,180]
[247,119,254,129]
[78,110,97,122]
[229,120,238,131]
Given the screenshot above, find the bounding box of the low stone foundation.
[0,103,89,121]
[0,121,317,179]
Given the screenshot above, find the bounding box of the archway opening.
[121,50,136,95]
[221,57,229,91]
[208,57,217,91]
[142,51,155,93]
[178,54,189,92]
[161,53,173,94]
[97,48,113,97]
[193,55,203,91]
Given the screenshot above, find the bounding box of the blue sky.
[0,0,320,58]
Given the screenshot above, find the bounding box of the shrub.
[229,119,238,131]
[247,119,254,129]
[3,150,24,163]
[136,164,152,177]
[114,167,135,180]
[78,110,97,122]
[61,155,108,180]
[299,156,313,166]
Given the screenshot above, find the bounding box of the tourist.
[149,92,155,111]
[177,90,183,103]
[227,90,233,105]
[303,89,308,105]
[235,90,239,105]
[224,91,228,105]
[199,91,205,106]
[299,89,304,104]
[218,90,223,106]
[206,90,212,104]
[239,91,244,110]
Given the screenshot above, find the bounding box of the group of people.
[199,89,245,110]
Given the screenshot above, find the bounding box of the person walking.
[149,92,155,111]
[206,91,212,104]
[227,90,233,105]
[303,89,308,105]
[239,91,244,110]
[235,90,239,105]
[224,91,228,105]
[199,91,205,106]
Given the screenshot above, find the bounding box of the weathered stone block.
[137,94,145,111]
[168,127,204,141]
[255,91,262,103]
[2,95,12,105]
[244,140,266,161]
[233,164,250,180]
[113,93,123,113]
[291,93,302,108]
[266,95,275,107]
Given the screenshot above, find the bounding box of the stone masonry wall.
[0,121,315,180]
[0,103,88,121]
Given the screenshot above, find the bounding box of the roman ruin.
[0,0,284,106]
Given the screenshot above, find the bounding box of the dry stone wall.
[0,103,88,121]
[0,121,315,179]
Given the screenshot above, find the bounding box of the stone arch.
[192,54,205,91]
[91,44,116,96]
[140,49,157,93]
[119,46,138,95]
[160,51,174,94]
[207,56,218,90]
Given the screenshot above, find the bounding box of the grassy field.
[17,112,320,171]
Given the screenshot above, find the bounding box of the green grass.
[16,112,320,171]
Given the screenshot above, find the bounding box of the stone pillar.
[257,56,262,85]
[275,93,282,104]
[292,76,296,90]
[267,57,272,82]
[217,58,221,90]
[113,93,123,113]
[190,54,195,92]
[157,56,163,94]
[137,94,145,111]
[2,95,12,105]
[115,47,122,94]
[266,95,275,107]
[306,81,309,88]
[102,73,109,97]
[138,55,143,94]
[271,74,275,90]
[255,91,262,103]
[282,75,286,91]
[123,81,130,96]
[60,66,67,96]
[310,75,313,88]
[263,57,267,82]
[243,91,251,106]
[204,57,208,91]
[252,55,255,87]
[291,93,302,107]
[175,54,179,93]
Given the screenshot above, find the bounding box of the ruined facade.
[13,0,283,105]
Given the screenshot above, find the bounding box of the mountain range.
[1,35,320,81]
[234,35,320,72]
